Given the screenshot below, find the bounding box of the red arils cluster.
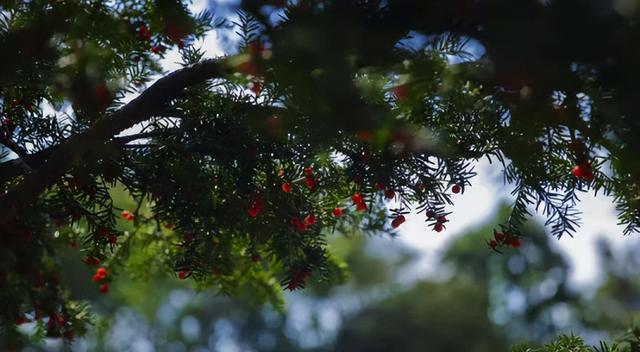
[151,45,165,54]
[121,210,135,222]
[488,230,522,250]
[248,80,263,95]
[92,267,107,282]
[303,167,316,190]
[287,268,311,291]
[571,163,594,181]
[332,207,343,217]
[281,182,292,193]
[138,24,151,41]
[247,196,264,217]
[384,189,395,200]
[391,214,406,229]
[351,193,367,212]
[290,217,307,233]
[432,215,448,232]
[304,214,316,225]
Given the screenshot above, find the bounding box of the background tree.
[2,0,640,347]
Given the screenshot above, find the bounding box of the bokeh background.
[17,0,640,350]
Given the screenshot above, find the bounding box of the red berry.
[488,239,498,249]
[281,182,292,193]
[392,83,410,102]
[384,189,395,200]
[356,202,367,212]
[248,81,263,95]
[99,283,109,294]
[571,164,594,181]
[332,207,343,217]
[452,185,461,194]
[151,45,165,54]
[391,215,406,229]
[374,182,385,191]
[303,167,313,176]
[138,24,150,41]
[433,223,444,232]
[92,267,107,282]
[426,210,435,218]
[437,215,447,223]
[304,214,316,225]
[121,210,134,221]
[494,231,506,243]
[177,271,187,280]
[304,176,316,189]
[510,238,522,249]
[351,193,363,204]
[247,206,261,217]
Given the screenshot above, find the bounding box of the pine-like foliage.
[1,0,640,346]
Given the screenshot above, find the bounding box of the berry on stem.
[391,215,406,229]
[304,176,316,189]
[452,185,461,194]
[384,189,395,200]
[332,207,343,217]
[281,182,292,193]
[99,283,109,294]
[304,214,316,225]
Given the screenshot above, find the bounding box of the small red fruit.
[92,267,107,282]
[433,223,444,232]
[374,182,385,191]
[247,206,261,217]
[177,271,187,280]
[488,239,498,250]
[384,189,395,200]
[391,215,406,229]
[571,164,594,181]
[510,238,522,249]
[426,210,435,218]
[151,45,165,54]
[99,283,109,294]
[304,176,316,189]
[356,202,367,212]
[281,183,292,193]
[303,167,313,176]
[332,207,343,217]
[138,24,151,41]
[304,214,316,225]
[351,193,363,204]
[452,185,461,194]
[437,215,447,223]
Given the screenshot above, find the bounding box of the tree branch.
[0,57,229,223]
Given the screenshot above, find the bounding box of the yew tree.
[1,0,640,345]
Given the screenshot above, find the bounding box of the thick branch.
[0,57,228,222]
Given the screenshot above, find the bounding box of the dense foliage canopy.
[2,0,640,346]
